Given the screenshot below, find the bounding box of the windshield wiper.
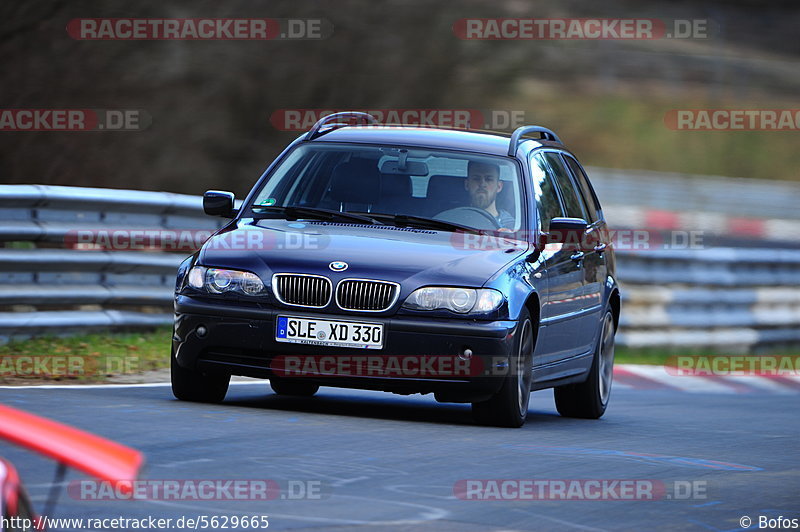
[251,206,381,225]
[350,212,481,234]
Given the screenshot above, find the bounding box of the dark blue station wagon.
[172,112,620,427]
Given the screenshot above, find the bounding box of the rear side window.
[563,155,601,223]
[542,152,588,221]
[530,153,564,233]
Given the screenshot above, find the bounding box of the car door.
[563,154,608,322]
[529,152,587,365]
[540,151,599,356]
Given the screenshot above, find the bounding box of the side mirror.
[544,217,588,245]
[203,190,236,218]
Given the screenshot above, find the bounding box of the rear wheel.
[269,377,319,397]
[170,350,230,403]
[472,310,534,428]
[554,310,615,419]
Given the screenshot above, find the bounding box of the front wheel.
[472,310,534,428]
[554,309,616,419]
[171,350,230,403]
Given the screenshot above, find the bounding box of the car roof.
[308,126,553,157]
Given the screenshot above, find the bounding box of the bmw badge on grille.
[329,261,348,272]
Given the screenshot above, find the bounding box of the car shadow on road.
[218,387,563,428]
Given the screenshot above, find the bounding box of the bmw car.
[171,112,619,427]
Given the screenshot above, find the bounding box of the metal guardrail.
[615,248,800,286]
[0,184,215,243]
[0,310,172,339]
[0,185,223,343]
[587,167,800,221]
[1,183,798,351]
[616,247,800,350]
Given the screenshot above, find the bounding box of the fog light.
[196,325,208,338]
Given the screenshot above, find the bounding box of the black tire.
[472,309,535,428]
[170,351,230,403]
[554,309,616,419]
[269,377,319,397]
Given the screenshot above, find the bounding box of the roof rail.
[507,125,562,156]
[305,112,379,141]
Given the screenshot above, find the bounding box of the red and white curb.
[2,368,799,394]
[613,364,800,394]
[603,204,800,242]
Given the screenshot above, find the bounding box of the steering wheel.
[434,207,501,231]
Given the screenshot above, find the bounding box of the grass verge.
[505,88,800,181]
[0,327,172,385]
[1,329,792,385]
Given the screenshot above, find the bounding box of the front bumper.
[173,295,519,401]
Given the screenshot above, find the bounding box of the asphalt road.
[1,382,798,531]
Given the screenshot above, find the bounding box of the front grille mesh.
[273,274,331,307]
[336,279,398,311]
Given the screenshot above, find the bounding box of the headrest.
[329,159,381,204]
[427,174,468,202]
[381,174,412,198]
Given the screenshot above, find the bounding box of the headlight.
[186,266,265,295]
[402,287,504,314]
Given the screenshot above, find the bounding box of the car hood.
[198,219,528,288]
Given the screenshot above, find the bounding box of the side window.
[564,155,601,223]
[530,153,564,232]
[542,152,588,221]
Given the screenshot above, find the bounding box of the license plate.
[276,316,384,349]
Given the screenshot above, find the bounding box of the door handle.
[594,243,607,255]
[570,251,585,264]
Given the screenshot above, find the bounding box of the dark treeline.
[1,0,797,197]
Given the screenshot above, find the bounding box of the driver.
[465,161,515,228]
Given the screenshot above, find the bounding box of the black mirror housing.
[203,190,236,218]
[545,217,588,245]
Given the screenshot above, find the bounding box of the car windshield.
[246,143,524,232]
